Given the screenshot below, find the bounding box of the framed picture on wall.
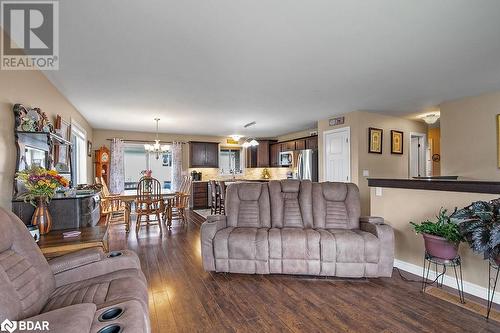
[391,130,404,154]
[368,127,383,154]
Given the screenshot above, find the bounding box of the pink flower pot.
[422,233,458,260]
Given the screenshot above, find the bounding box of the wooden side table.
[37,225,109,258]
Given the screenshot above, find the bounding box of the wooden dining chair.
[166,192,191,227]
[135,177,163,233]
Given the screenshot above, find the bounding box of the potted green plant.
[410,208,463,260]
[450,199,500,265]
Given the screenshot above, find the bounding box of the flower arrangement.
[140,169,152,177]
[16,166,70,205]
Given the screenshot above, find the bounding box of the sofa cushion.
[214,227,268,260]
[43,268,148,313]
[213,227,269,274]
[326,229,380,263]
[226,183,271,228]
[269,180,313,228]
[268,228,320,275]
[312,182,361,229]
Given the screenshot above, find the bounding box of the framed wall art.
[368,127,383,154]
[391,130,404,154]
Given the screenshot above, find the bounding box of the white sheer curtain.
[109,138,125,193]
[171,142,183,191]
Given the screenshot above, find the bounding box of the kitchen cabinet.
[190,181,208,209]
[189,142,219,168]
[246,140,273,168]
[295,139,306,150]
[306,136,318,150]
[270,143,280,167]
[280,141,295,152]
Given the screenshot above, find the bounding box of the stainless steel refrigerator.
[293,149,318,182]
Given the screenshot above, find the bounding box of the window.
[123,144,172,189]
[219,147,243,175]
[70,122,87,185]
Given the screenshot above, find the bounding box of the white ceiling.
[42,0,500,137]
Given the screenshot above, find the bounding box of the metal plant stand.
[487,259,500,320]
[421,252,465,304]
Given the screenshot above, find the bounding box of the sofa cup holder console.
[97,324,122,333]
[108,251,122,258]
[98,307,124,322]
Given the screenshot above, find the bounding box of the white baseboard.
[394,259,500,305]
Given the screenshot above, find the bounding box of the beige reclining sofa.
[201,180,394,277]
[0,208,149,333]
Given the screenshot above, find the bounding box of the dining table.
[118,188,176,231]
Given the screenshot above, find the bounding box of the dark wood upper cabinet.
[295,139,306,150]
[306,136,318,150]
[270,143,280,167]
[246,140,274,168]
[280,141,295,152]
[189,142,219,168]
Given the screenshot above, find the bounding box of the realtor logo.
[1,0,59,70]
[0,319,17,333]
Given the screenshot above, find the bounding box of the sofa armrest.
[49,247,105,275]
[53,249,142,287]
[360,216,385,225]
[360,217,394,277]
[200,215,227,271]
[19,303,96,333]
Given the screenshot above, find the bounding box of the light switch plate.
[375,187,383,196]
[363,170,369,177]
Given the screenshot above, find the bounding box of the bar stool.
[210,180,218,214]
[217,181,226,215]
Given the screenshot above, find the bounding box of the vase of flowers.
[16,166,70,234]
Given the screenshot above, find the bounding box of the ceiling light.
[422,113,440,124]
[250,139,259,146]
[230,135,242,141]
[144,118,169,159]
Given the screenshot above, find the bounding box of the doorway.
[323,127,351,182]
[409,132,427,178]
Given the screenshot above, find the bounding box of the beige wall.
[0,35,93,210]
[371,187,498,292]
[277,128,317,142]
[441,90,500,180]
[318,111,427,214]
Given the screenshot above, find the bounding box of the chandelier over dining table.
[144,118,170,159]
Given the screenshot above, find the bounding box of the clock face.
[101,152,109,162]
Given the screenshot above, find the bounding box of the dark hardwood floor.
[107,211,500,333]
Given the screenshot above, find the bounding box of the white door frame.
[409,132,427,177]
[323,127,351,182]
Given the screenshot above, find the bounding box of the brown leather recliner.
[201,180,394,277]
[0,208,149,333]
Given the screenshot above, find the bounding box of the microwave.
[279,151,293,167]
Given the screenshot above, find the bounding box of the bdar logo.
[0,319,17,333]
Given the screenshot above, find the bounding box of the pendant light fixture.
[144,118,170,159]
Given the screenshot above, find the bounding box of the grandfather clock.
[94,146,110,184]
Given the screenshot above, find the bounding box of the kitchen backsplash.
[186,167,292,181]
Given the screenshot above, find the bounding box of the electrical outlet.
[375,187,383,197]
[362,170,369,177]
